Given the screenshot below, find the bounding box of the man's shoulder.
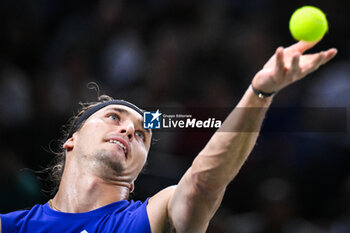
[0,204,41,219]
[149,185,177,205]
[0,204,44,233]
[147,185,177,233]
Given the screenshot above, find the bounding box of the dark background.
[0,0,350,232]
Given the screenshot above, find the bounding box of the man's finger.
[288,52,300,77]
[286,40,319,54]
[275,47,285,76]
[300,52,326,75]
[300,48,337,75]
[320,48,337,65]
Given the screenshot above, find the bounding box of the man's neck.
[51,165,131,213]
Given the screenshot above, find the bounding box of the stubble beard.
[89,149,125,179]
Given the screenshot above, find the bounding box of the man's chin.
[92,149,126,176]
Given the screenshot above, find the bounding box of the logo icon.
[143,110,162,129]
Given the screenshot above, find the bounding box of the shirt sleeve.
[127,198,151,233]
[0,210,29,233]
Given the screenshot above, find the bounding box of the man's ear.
[63,135,75,151]
[130,182,135,193]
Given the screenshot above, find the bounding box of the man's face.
[65,104,152,183]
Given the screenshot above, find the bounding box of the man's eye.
[135,131,145,140]
[108,114,120,121]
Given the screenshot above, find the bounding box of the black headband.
[68,100,144,139]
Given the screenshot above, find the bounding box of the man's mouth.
[107,139,128,156]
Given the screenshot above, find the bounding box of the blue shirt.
[0,199,151,233]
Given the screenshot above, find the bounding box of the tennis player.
[0,41,337,233]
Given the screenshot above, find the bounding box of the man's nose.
[118,120,135,141]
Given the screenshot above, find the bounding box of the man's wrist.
[250,83,276,99]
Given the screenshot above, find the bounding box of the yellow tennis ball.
[289,6,328,42]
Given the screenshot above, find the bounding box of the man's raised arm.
[162,41,337,232]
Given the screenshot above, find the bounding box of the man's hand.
[252,41,337,93]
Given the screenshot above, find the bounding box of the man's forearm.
[191,86,272,192]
